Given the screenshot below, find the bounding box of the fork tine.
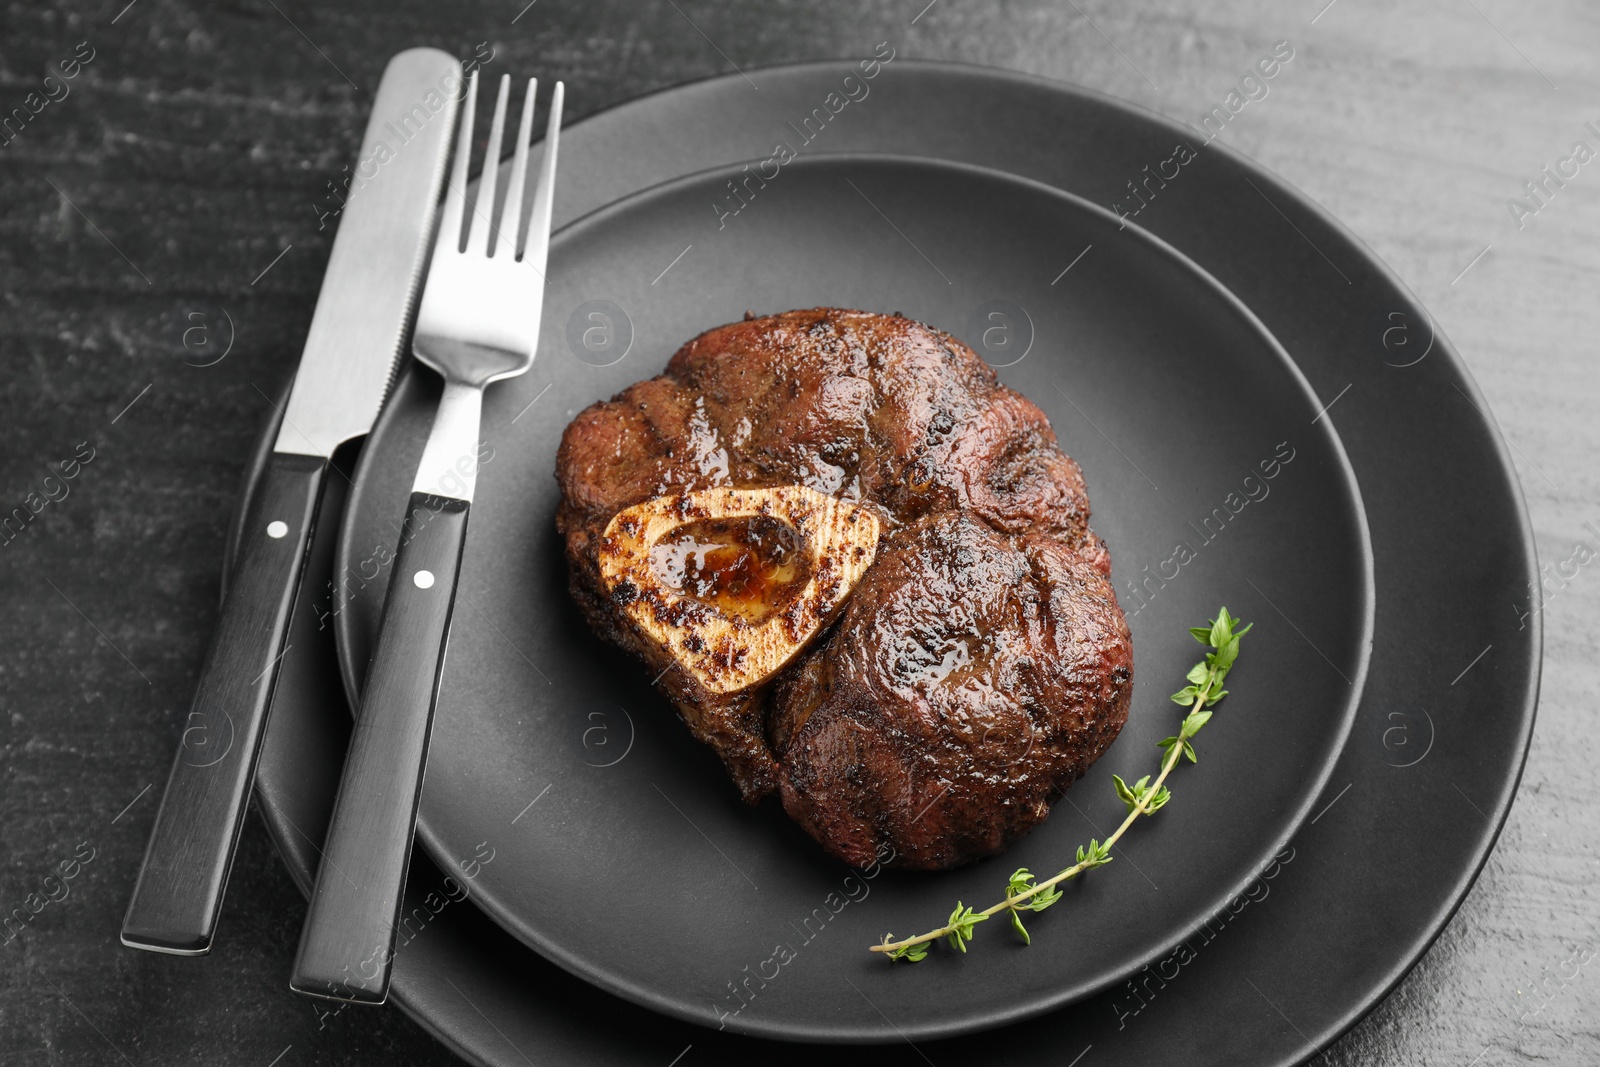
[466,74,511,256]
[493,79,538,260]
[436,69,477,257]
[521,81,563,276]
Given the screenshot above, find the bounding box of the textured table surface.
[1,1,1596,1064]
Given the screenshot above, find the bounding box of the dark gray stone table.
[2,1,1594,1063]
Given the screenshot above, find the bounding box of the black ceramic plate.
[331,153,1372,1042]
[238,62,1538,1066]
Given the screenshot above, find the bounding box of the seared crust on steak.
[555,308,1131,865]
[770,513,1133,869]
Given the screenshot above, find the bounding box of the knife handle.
[123,452,327,955]
[290,491,469,1003]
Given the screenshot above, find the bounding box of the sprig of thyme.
[872,607,1251,961]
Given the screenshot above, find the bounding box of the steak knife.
[123,48,462,956]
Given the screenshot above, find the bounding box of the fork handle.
[123,452,327,955]
[290,491,469,1003]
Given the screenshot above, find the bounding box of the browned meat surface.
[555,308,1132,867]
[769,513,1133,869]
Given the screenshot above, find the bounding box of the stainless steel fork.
[289,70,563,1005]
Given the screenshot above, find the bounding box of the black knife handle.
[123,451,327,954]
[290,491,469,1003]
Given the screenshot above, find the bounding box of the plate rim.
[330,148,1377,1043]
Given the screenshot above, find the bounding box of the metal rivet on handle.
[414,570,435,589]
[266,521,288,539]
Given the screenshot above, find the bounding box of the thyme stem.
[868,698,1191,957]
[871,607,1250,961]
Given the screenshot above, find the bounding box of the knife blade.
[123,47,463,956]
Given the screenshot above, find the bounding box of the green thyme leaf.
[1217,637,1240,667]
[1075,838,1113,871]
[1032,881,1066,907]
[944,902,988,952]
[1209,610,1231,648]
[894,942,928,963]
[882,934,930,963]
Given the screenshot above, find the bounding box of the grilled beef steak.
[555,308,1132,868]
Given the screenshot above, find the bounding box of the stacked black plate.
[229,62,1538,1066]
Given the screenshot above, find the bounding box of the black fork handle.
[290,491,469,1003]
